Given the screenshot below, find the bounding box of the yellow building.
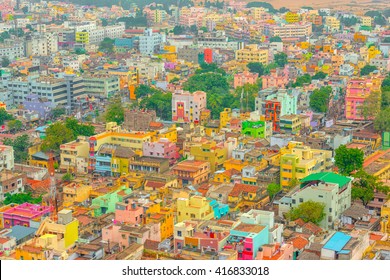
[235,44,269,64]
[190,141,227,172]
[15,210,78,260]
[145,204,174,241]
[90,125,154,157]
[285,12,300,23]
[219,108,232,129]
[116,172,145,190]
[62,182,92,207]
[363,149,390,180]
[380,200,390,234]
[151,124,178,143]
[161,45,177,62]
[223,158,250,172]
[325,16,340,32]
[75,32,89,44]
[60,136,90,173]
[360,16,372,26]
[253,7,266,20]
[280,141,333,189]
[176,196,214,222]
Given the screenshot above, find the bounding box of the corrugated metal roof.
[323,232,352,252]
[300,172,351,188]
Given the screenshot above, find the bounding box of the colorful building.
[91,187,132,217]
[279,141,333,189]
[172,160,211,187]
[345,77,382,120]
[241,120,272,139]
[235,44,269,64]
[177,196,214,222]
[142,138,179,166]
[2,203,52,229]
[172,90,207,124]
[233,71,259,89]
[279,114,302,135]
[62,182,92,207]
[190,141,227,172]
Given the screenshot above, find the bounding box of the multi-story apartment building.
[279,115,302,135]
[139,28,166,55]
[196,31,240,50]
[279,141,333,189]
[235,44,269,64]
[172,90,207,123]
[176,196,214,222]
[83,74,120,99]
[190,141,227,172]
[234,71,259,89]
[256,88,298,132]
[263,22,312,39]
[279,172,352,230]
[5,74,85,108]
[0,145,14,171]
[0,40,25,60]
[345,77,382,120]
[60,136,90,174]
[325,16,340,32]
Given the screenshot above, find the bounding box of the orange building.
[172,160,210,187]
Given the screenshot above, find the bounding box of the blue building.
[321,232,353,260]
[95,144,115,176]
[23,94,55,119]
[209,199,229,219]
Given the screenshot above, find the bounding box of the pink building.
[143,138,179,165]
[114,201,144,224]
[262,68,289,89]
[172,90,207,123]
[256,243,294,260]
[345,77,382,120]
[102,223,161,249]
[2,203,53,229]
[234,71,259,89]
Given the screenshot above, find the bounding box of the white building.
[0,145,14,171]
[278,172,352,230]
[139,28,166,55]
[0,40,25,60]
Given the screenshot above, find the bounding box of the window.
[177,231,182,237]
[190,214,195,218]
[292,199,296,204]
[329,208,332,213]
[299,198,303,203]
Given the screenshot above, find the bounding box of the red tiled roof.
[144,239,160,251]
[294,218,305,227]
[229,183,258,197]
[145,181,166,189]
[290,236,309,250]
[302,222,322,235]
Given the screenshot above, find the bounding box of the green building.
[91,187,132,217]
[242,120,268,138]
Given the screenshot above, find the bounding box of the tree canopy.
[334,145,364,175]
[0,108,14,125]
[3,134,31,163]
[374,108,390,132]
[312,71,327,80]
[360,65,377,76]
[105,97,125,124]
[362,91,381,120]
[195,63,226,76]
[269,36,282,43]
[139,92,172,120]
[98,37,115,53]
[267,183,281,200]
[309,86,332,113]
[135,85,164,99]
[274,52,288,68]
[3,192,42,205]
[286,200,326,225]
[42,122,75,152]
[292,74,312,87]
[247,62,265,76]
[352,170,389,206]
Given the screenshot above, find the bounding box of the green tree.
[135,84,164,99]
[267,183,281,200]
[101,18,108,26]
[286,200,326,225]
[360,65,377,76]
[1,57,10,67]
[312,71,327,80]
[292,74,312,87]
[195,63,226,76]
[75,48,87,55]
[64,118,95,137]
[173,25,185,35]
[334,145,364,175]
[183,72,229,94]
[274,52,288,68]
[98,37,115,53]
[362,91,381,120]
[169,77,180,83]
[22,6,29,14]
[269,36,282,43]
[7,119,23,132]
[51,107,66,119]
[105,98,125,124]
[352,170,390,206]
[381,91,390,110]
[0,108,14,125]
[374,108,390,132]
[3,134,31,162]
[3,192,42,205]
[190,24,198,34]
[117,16,147,28]
[42,122,75,151]
[139,92,172,120]
[62,172,74,182]
[246,62,265,76]
[309,86,332,113]
[340,16,358,27]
